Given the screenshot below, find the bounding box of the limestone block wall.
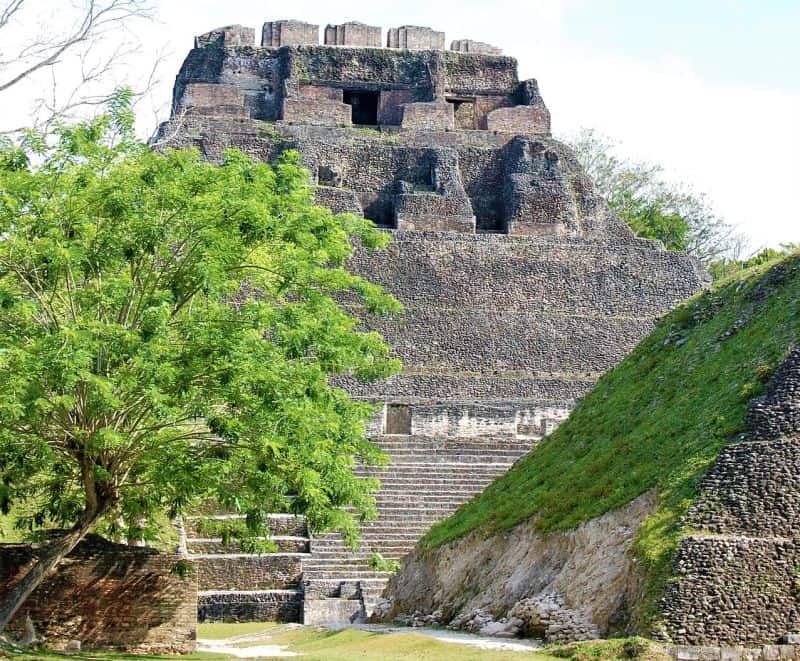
[387,25,445,50]
[198,590,302,623]
[0,536,196,654]
[325,22,382,47]
[405,403,571,439]
[400,102,455,131]
[660,347,800,646]
[262,20,319,47]
[661,537,800,646]
[451,39,502,55]
[196,554,302,591]
[171,39,527,131]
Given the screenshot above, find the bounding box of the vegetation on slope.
[421,251,800,623]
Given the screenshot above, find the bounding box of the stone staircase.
[187,432,535,624]
[300,433,534,623]
[187,513,309,623]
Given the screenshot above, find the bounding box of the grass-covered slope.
[421,251,800,620]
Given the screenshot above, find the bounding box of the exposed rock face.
[159,19,705,625]
[380,491,657,641]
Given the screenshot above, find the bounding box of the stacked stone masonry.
[160,19,706,625]
[661,346,800,646]
[0,535,196,654]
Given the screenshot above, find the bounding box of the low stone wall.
[0,535,196,654]
[660,536,800,646]
[198,590,301,622]
[196,554,302,591]
[668,643,800,660]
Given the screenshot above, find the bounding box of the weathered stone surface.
[387,25,445,50]
[325,22,381,47]
[660,345,800,646]
[380,492,658,639]
[198,590,302,623]
[261,20,319,47]
[451,39,502,55]
[0,535,196,654]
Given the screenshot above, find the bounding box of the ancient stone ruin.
[662,345,800,649]
[157,19,705,626]
[0,535,196,654]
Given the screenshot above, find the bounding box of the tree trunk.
[0,506,101,633]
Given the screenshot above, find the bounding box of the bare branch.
[0,0,156,132]
[0,0,25,31]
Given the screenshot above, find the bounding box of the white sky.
[4,0,799,250]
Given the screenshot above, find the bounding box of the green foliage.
[367,552,399,573]
[422,251,800,627]
[0,99,402,550]
[549,637,669,661]
[170,558,196,580]
[193,516,278,554]
[708,243,799,281]
[569,129,744,266]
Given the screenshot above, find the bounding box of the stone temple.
[158,19,706,625]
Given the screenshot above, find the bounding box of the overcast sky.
[6,0,800,251]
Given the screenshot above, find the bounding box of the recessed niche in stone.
[343,90,379,126]
[385,404,411,435]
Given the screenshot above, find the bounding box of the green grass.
[4,648,223,660]
[5,625,671,660]
[196,621,280,640]
[257,626,552,660]
[421,252,800,627]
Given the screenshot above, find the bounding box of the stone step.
[371,479,492,487]
[373,495,478,504]
[358,455,517,464]
[198,589,302,624]
[303,570,392,581]
[194,554,304,591]
[183,514,307,538]
[186,536,309,554]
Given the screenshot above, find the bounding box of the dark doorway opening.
[344,90,379,126]
[385,404,411,435]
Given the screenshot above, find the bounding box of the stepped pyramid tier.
[160,19,706,625]
[661,346,800,646]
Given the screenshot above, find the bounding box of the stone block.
[400,102,455,131]
[395,193,476,232]
[195,25,255,48]
[282,98,351,127]
[487,105,551,135]
[324,22,382,47]
[303,598,364,625]
[262,20,319,47]
[387,25,445,50]
[315,187,363,216]
[177,83,249,118]
[450,39,502,55]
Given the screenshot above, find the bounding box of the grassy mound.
[421,251,800,623]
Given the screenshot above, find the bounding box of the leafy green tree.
[708,243,800,281]
[569,129,746,265]
[0,94,401,630]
